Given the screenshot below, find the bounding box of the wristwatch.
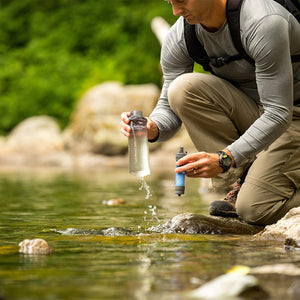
[217,151,232,173]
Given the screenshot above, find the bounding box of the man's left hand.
[175,151,233,178]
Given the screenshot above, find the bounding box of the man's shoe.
[209,179,242,218]
[209,200,238,218]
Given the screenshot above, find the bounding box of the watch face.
[222,154,232,168]
[218,151,232,173]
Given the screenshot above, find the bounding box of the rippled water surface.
[0,168,299,300]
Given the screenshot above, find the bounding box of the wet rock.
[101,227,135,236]
[58,228,99,235]
[254,207,300,241]
[189,273,268,299]
[56,228,103,235]
[19,238,52,254]
[284,238,300,250]
[63,81,160,155]
[5,116,64,155]
[154,213,263,235]
[56,227,135,236]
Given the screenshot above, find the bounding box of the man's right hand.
[120,111,159,141]
[120,112,132,137]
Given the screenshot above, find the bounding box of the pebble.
[19,238,52,254]
[102,198,125,206]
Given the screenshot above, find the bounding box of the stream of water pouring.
[139,177,160,223]
[139,177,152,199]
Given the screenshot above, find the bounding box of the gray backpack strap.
[227,0,300,64]
[183,19,212,72]
[226,0,255,65]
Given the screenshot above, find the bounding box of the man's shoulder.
[164,17,185,45]
[241,0,292,26]
[161,17,189,58]
[161,17,193,69]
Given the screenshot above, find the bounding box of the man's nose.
[172,4,182,16]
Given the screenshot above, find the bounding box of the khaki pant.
[168,72,300,225]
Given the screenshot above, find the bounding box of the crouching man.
[121,0,300,225]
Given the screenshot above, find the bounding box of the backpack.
[184,0,300,72]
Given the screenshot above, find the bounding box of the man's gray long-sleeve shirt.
[149,0,300,166]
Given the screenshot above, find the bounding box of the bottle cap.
[129,110,144,121]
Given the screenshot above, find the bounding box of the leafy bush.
[0,0,177,134]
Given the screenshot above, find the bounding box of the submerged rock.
[153,213,263,235]
[19,238,52,254]
[55,228,103,235]
[101,227,135,236]
[254,207,300,241]
[56,227,136,236]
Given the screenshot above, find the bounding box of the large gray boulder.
[63,81,160,155]
[254,207,300,241]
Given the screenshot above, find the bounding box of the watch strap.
[217,151,232,173]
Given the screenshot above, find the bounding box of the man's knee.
[168,73,191,114]
[235,195,264,225]
[168,72,210,115]
[235,181,292,226]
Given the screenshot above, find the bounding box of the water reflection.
[19,253,49,268]
[0,168,299,300]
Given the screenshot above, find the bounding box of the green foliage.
[0,0,177,134]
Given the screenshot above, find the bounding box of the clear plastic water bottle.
[128,110,151,178]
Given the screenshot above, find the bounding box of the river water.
[0,167,299,299]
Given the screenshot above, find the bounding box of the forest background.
[0,0,177,135]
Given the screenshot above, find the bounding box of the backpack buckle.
[210,56,229,68]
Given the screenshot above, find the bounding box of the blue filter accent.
[175,167,185,187]
[175,166,185,196]
[175,146,187,196]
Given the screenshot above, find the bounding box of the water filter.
[128,110,151,178]
[175,147,187,196]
